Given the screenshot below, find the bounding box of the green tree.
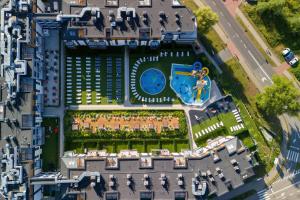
[195,6,219,34]
[256,75,300,115]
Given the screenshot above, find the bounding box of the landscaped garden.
[129,46,217,104]
[64,110,190,153]
[41,118,59,171]
[65,48,124,105]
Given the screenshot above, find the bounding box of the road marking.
[220,11,224,17]
[287,150,299,162]
[291,146,300,151]
[257,189,270,200]
[261,77,267,82]
[248,50,272,82]
[244,43,247,48]
[273,169,300,184]
[227,22,232,27]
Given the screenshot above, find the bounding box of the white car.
[289,57,299,66]
[282,48,291,57]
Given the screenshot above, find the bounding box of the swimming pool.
[140,68,166,95]
[170,63,211,106]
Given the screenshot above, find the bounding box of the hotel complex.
[0,0,257,200]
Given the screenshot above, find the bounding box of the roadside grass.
[199,29,227,54]
[235,16,276,67]
[41,118,59,171]
[183,0,226,54]
[241,4,300,61]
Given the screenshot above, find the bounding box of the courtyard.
[129,48,201,104]
[64,110,189,153]
[65,50,124,105]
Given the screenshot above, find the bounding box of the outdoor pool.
[140,68,166,95]
[170,63,211,106]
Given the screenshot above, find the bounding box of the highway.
[201,0,274,87]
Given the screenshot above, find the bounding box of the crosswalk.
[287,150,299,163]
[257,189,270,200]
[273,169,300,184]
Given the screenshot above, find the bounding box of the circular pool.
[140,68,166,95]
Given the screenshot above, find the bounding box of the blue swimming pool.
[140,68,166,95]
[170,63,211,106]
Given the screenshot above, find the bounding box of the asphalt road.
[202,0,274,87]
[254,171,300,200]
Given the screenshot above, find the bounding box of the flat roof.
[0,77,34,148]
[61,0,196,39]
[60,138,254,199]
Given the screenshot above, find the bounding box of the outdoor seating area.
[65,55,124,105]
[232,109,243,123]
[130,50,193,104]
[44,49,59,106]
[230,124,245,133]
[72,114,180,133]
[194,122,224,139]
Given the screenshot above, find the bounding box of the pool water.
[170,63,211,106]
[140,68,166,95]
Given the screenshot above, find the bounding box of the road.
[201,0,274,88]
[196,0,300,198]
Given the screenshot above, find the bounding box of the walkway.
[124,46,130,106]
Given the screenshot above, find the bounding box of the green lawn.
[41,118,59,171]
[65,48,124,105]
[66,139,189,153]
[64,110,189,153]
[218,58,281,173]
[242,3,300,59]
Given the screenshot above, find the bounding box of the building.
[30,136,257,200]
[0,0,44,199]
[35,0,197,49]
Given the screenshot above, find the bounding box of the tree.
[256,75,300,115]
[195,6,219,34]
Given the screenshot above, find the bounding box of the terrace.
[64,110,189,153]
[65,52,124,105]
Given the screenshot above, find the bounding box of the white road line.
[247,50,272,82]
[244,43,247,48]
[287,150,291,160]
[227,22,232,27]
[291,146,300,151]
[295,152,299,162]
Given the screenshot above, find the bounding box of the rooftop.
[60,0,196,40]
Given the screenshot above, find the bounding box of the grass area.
[41,118,59,171]
[236,16,276,67]
[199,29,227,54]
[64,110,190,153]
[241,4,300,59]
[65,48,124,105]
[218,58,282,174]
[66,139,189,153]
[182,0,226,54]
[129,46,204,104]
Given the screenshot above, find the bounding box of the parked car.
[289,57,299,66]
[282,48,291,57]
[285,51,295,62]
[282,48,299,66]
